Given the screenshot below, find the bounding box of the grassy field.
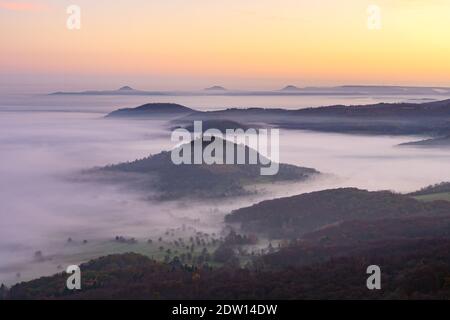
[413,192,450,202]
[60,236,221,267]
[57,235,276,271]
[5,231,271,286]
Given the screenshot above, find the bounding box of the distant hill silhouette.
[105,99,450,136]
[205,86,227,91]
[106,103,194,119]
[109,99,450,119]
[280,85,301,91]
[180,99,450,136]
[50,85,450,96]
[118,86,134,91]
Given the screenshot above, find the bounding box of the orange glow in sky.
[1,0,450,90]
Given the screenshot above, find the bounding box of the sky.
[1,0,450,92]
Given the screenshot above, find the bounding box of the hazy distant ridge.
[51,85,450,96]
[105,99,450,137]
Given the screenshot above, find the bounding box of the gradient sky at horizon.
[1,0,450,92]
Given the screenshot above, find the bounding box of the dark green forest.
[5,239,450,300]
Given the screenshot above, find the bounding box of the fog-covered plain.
[0,108,320,285]
[2,92,448,112]
[2,94,450,285]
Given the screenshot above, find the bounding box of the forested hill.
[106,103,194,118]
[292,98,450,117]
[5,240,450,299]
[105,99,450,136]
[225,188,450,238]
[6,187,450,299]
[409,182,450,196]
[90,138,319,200]
[107,99,450,119]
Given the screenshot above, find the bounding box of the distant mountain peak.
[281,85,301,91]
[118,86,134,91]
[106,102,194,118]
[205,85,227,91]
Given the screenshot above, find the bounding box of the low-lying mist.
[0,111,317,285]
[279,130,450,192]
[2,104,450,286]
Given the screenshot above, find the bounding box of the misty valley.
[4,1,450,313]
[2,95,450,299]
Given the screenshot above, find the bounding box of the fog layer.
[2,94,450,285]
